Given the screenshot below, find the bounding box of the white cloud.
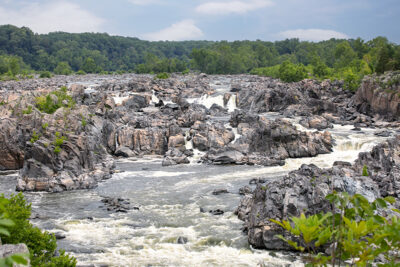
[142,20,204,41]
[195,0,273,15]
[0,1,104,33]
[128,0,160,5]
[279,29,349,42]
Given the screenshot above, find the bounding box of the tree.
[54,61,72,75]
[278,60,308,82]
[82,57,96,73]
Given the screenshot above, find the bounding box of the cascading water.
[151,90,160,105]
[226,94,237,113]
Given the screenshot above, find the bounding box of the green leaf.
[0,218,14,227]
[0,227,10,236]
[384,196,396,204]
[10,254,29,265]
[375,198,387,208]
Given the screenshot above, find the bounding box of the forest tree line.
[1,24,400,90]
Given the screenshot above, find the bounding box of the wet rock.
[212,189,229,195]
[249,178,267,184]
[53,231,66,240]
[162,148,190,166]
[114,146,136,158]
[101,197,132,212]
[177,236,188,244]
[239,186,252,195]
[209,209,224,215]
[375,130,391,137]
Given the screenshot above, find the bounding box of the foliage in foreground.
[271,191,400,266]
[0,193,76,267]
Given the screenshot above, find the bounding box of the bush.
[272,191,400,266]
[155,72,170,79]
[0,194,76,267]
[342,68,361,91]
[30,130,39,144]
[54,62,72,75]
[362,165,369,176]
[35,86,75,114]
[76,70,86,75]
[278,60,308,82]
[251,65,280,79]
[39,71,52,78]
[81,114,87,127]
[22,105,32,115]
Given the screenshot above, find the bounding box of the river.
[0,76,390,267]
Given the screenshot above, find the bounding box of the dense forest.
[1,24,400,90]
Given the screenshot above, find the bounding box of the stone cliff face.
[236,136,400,250]
[354,71,400,121]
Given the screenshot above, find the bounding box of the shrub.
[0,194,76,267]
[54,62,72,75]
[39,71,52,78]
[42,123,49,130]
[30,130,39,144]
[155,72,170,79]
[54,132,66,145]
[81,114,87,127]
[251,65,280,79]
[278,60,308,83]
[22,105,32,115]
[342,68,361,91]
[35,87,75,114]
[76,70,86,75]
[272,191,400,266]
[362,165,369,176]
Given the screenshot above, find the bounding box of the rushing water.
[0,76,392,267]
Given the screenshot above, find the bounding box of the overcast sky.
[0,0,399,43]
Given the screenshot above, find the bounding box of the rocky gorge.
[0,72,399,266]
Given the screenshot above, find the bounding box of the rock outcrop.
[0,72,397,192]
[236,136,400,250]
[354,71,400,121]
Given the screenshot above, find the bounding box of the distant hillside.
[0,24,399,82]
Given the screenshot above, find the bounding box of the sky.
[0,0,399,43]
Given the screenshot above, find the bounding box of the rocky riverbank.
[0,72,399,192]
[236,135,400,250]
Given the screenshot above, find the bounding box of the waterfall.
[226,94,237,113]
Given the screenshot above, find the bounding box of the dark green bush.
[39,71,52,78]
